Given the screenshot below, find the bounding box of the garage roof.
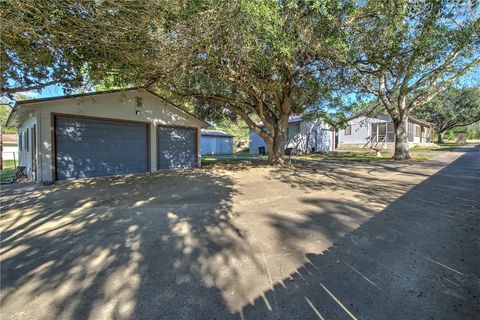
[7,87,211,128]
[201,129,234,137]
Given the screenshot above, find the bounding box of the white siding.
[17,89,204,183]
[249,120,334,154]
[249,128,267,154]
[338,116,386,146]
[2,145,18,161]
[201,136,233,155]
[338,115,433,148]
[18,116,37,180]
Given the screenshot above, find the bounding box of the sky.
[36,84,65,98]
[6,63,479,106]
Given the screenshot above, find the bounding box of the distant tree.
[415,87,480,143]
[215,117,250,152]
[346,0,479,159]
[0,104,16,134]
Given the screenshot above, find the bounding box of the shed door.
[158,126,197,169]
[215,137,233,154]
[55,116,148,180]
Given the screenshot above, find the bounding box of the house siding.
[18,116,37,180]
[201,136,233,155]
[16,89,204,183]
[338,115,433,149]
[338,116,386,146]
[249,120,334,154]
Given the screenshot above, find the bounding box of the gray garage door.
[158,126,196,169]
[55,116,148,180]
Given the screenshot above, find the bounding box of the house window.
[19,132,23,150]
[415,125,421,137]
[408,122,414,142]
[25,128,29,151]
[344,125,352,135]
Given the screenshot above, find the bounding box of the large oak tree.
[346,0,479,159]
[1,0,349,164]
[415,87,480,143]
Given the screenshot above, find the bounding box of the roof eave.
[11,87,212,128]
[15,87,144,106]
[5,105,17,127]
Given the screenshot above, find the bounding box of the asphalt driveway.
[1,145,479,320]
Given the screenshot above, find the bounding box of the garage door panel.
[55,117,148,180]
[158,127,196,169]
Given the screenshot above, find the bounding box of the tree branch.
[1,79,80,95]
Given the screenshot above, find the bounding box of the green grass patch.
[298,151,394,162]
[327,151,393,162]
[1,159,17,183]
[410,143,463,152]
[297,150,432,162]
[233,151,250,157]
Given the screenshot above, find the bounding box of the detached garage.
[7,88,209,183]
[200,129,234,155]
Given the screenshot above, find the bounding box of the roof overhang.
[408,116,433,127]
[6,104,37,127]
[8,87,211,128]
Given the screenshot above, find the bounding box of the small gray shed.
[201,129,233,155]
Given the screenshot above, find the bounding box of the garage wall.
[18,116,37,180]
[201,136,233,155]
[31,89,204,182]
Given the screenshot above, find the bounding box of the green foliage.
[346,0,479,110]
[344,0,479,158]
[2,1,478,161]
[215,118,249,151]
[0,160,17,184]
[0,104,16,134]
[414,87,480,133]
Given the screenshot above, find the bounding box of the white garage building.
[200,129,234,155]
[6,88,209,183]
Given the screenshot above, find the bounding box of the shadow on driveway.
[0,147,478,319]
[239,146,479,319]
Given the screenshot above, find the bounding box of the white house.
[6,88,209,183]
[249,116,335,155]
[200,129,234,155]
[337,114,434,149]
[1,134,18,161]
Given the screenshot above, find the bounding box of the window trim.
[25,128,29,151]
[344,125,352,135]
[415,125,421,138]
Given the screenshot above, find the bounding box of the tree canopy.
[0,104,16,134]
[414,87,480,142]
[345,0,479,158]
[2,0,353,163]
[1,0,479,162]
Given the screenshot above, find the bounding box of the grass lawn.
[201,142,468,168]
[410,143,464,152]
[1,159,17,184]
[296,150,431,162]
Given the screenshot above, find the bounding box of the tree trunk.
[437,132,444,144]
[266,118,289,165]
[393,115,411,160]
[268,133,285,165]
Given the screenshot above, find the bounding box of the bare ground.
[1,145,479,319]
